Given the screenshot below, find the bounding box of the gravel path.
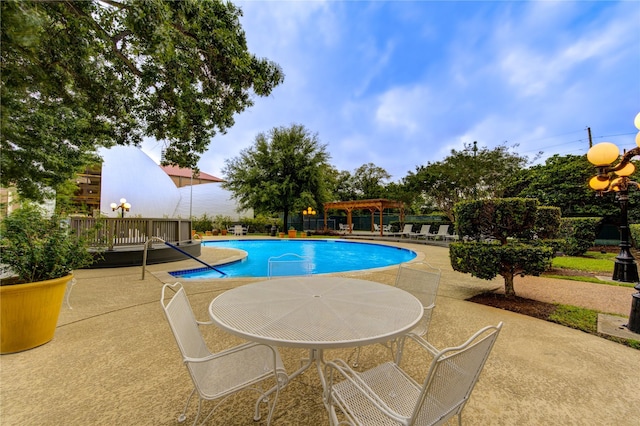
[507,275,636,316]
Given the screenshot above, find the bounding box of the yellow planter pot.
[288,229,297,238]
[0,274,72,354]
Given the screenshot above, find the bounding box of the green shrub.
[450,242,553,280]
[191,213,214,232]
[240,215,282,233]
[559,217,601,256]
[1,204,95,283]
[535,206,562,239]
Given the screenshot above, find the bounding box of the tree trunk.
[502,272,516,298]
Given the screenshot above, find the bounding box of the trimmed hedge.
[558,217,601,256]
[454,198,539,244]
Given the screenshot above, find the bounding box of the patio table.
[208,276,423,393]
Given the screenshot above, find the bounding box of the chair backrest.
[395,263,441,337]
[436,224,450,236]
[411,323,503,425]
[418,224,431,234]
[402,224,413,233]
[160,283,211,361]
[268,253,312,278]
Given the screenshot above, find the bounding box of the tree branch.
[61,0,141,77]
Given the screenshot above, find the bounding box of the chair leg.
[64,278,76,309]
[177,389,195,423]
[253,386,280,425]
[394,336,407,366]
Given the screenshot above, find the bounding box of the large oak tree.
[1,0,283,201]
[222,124,330,230]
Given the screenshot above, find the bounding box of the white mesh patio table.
[209,276,423,393]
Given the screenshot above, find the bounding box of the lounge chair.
[426,224,450,240]
[410,224,431,239]
[445,232,459,241]
[399,224,413,238]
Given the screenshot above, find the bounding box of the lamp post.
[110,198,131,218]
[302,206,316,232]
[586,112,640,333]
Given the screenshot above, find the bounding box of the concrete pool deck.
[1,239,639,425]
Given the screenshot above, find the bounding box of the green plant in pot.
[0,203,96,354]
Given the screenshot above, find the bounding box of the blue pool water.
[172,239,416,278]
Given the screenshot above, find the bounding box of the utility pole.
[587,127,593,148]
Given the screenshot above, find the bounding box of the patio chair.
[409,224,432,239]
[426,224,450,240]
[160,282,288,425]
[339,223,353,233]
[268,253,312,278]
[399,224,413,238]
[373,224,392,234]
[352,262,441,366]
[325,322,503,426]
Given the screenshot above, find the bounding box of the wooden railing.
[70,217,192,250]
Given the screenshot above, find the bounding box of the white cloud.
[374,85,432,135]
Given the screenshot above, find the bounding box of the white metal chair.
[268,253,312,278]
[395,263,441,339]
[374,224,392,234]
[160,283,288,425]
[325,322,503,426]
[352,262,441,366]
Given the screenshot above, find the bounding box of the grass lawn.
[552,251,617,273]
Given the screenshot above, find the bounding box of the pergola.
[323,199,405,236]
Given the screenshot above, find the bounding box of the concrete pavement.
[1,240,639,425]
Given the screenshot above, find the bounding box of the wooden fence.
[70,217,192,250]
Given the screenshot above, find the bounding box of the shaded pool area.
[170,239,417,278]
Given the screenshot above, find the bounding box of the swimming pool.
[171,239,417,278]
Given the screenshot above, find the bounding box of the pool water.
[172,239,416,278]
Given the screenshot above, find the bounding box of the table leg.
[254,348,324,420]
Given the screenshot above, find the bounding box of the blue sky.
[142,0,640,182]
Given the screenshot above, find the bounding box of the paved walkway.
[1,240,639,425]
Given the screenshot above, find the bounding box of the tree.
[323,166,357,202]
[222,124,330,230]
[1,0,283,201]
[449,198,554,298]
[351,163,391,199]
[504,154,640,222]
[405,143,528,221]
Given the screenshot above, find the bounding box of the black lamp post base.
[612,261,639,283]
[628,289,640,334]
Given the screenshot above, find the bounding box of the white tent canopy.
[98,146,251,219]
